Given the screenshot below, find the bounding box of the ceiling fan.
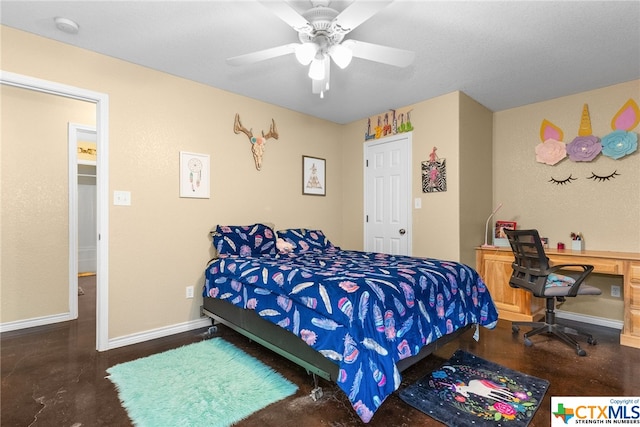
[227,0,415,98]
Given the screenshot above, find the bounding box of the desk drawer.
[550,255,622,274]
[631,264,640,282]
[630,263,640,312]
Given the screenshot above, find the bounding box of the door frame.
[1,71,110,351]
[363,132,413,255]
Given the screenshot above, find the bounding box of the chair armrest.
[547,264,594,297]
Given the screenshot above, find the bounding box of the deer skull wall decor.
[233,113,279,170]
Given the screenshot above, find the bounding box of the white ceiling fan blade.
[342,39,415,67]
[259,1,313,33]
[332,1,394,34]
[226,43,298,66]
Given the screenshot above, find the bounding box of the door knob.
[399,229,406,235]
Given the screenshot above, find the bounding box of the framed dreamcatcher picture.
[179,151,210,198]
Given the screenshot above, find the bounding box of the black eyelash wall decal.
[548,174,577,185]
[587,170,620,182]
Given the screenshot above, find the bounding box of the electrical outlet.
[611,285,621,298]
[186,285,194,299]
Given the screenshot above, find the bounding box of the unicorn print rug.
[399,350,549,427]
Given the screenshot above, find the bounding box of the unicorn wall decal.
[536,98,639,166]
[535,99,638,185]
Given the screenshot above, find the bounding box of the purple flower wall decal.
[566,135,602,161]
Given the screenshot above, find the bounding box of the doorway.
[364,133,412,255]
[0,71,110,351]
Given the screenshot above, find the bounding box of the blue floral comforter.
[203,248,498,423]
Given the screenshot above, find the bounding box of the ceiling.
[2,0,639,124]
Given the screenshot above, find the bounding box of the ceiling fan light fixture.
[328,43,353,69]
[308,55,326,80]
[311,56,331,97]
[231,0,414,98]
[312,74,324,93]
[295,42,318,66]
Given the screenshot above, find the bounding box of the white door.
[364,133,412,255]
[78,164,97,273]
[75,126,97,274]
[69,124,97,320]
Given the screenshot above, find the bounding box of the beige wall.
[459,93,494,263]
[3,23,636,338]
[410,93,462,261]
[1,86,95,320]
[494,80,640,252]
[493,80,639,321]
[340,92,493,266]
[1,26,342,337]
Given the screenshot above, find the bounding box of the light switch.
[114,190,131,206]
[414,198,422,209]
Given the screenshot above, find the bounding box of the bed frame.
[202,296,472,383]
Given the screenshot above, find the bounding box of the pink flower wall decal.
[535,139,567,165]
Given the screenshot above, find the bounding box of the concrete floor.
[2,275,638,426]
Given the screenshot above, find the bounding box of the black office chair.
[504,229,601,356]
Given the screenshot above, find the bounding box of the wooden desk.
[476,247,640,349]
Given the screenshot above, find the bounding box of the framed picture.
[179,151,210,198]
[540,237,549,249]
[77,141,97,164]
[494,220,517,247]
[302,155,325,196]
[421,158,447,193]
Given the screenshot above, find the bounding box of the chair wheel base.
[513,320,597,356]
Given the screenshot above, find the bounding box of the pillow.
[545,273,576,287]
[213,223,276,256]
[276,228,334,253]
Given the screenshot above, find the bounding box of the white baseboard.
[555,309,623,330]
[107,317,212,350]
[0,312,74,333]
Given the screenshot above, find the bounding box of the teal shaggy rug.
[106,338,298,426]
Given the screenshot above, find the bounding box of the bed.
[202,224,499,423]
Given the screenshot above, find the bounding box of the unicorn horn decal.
[578,104,592,136]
